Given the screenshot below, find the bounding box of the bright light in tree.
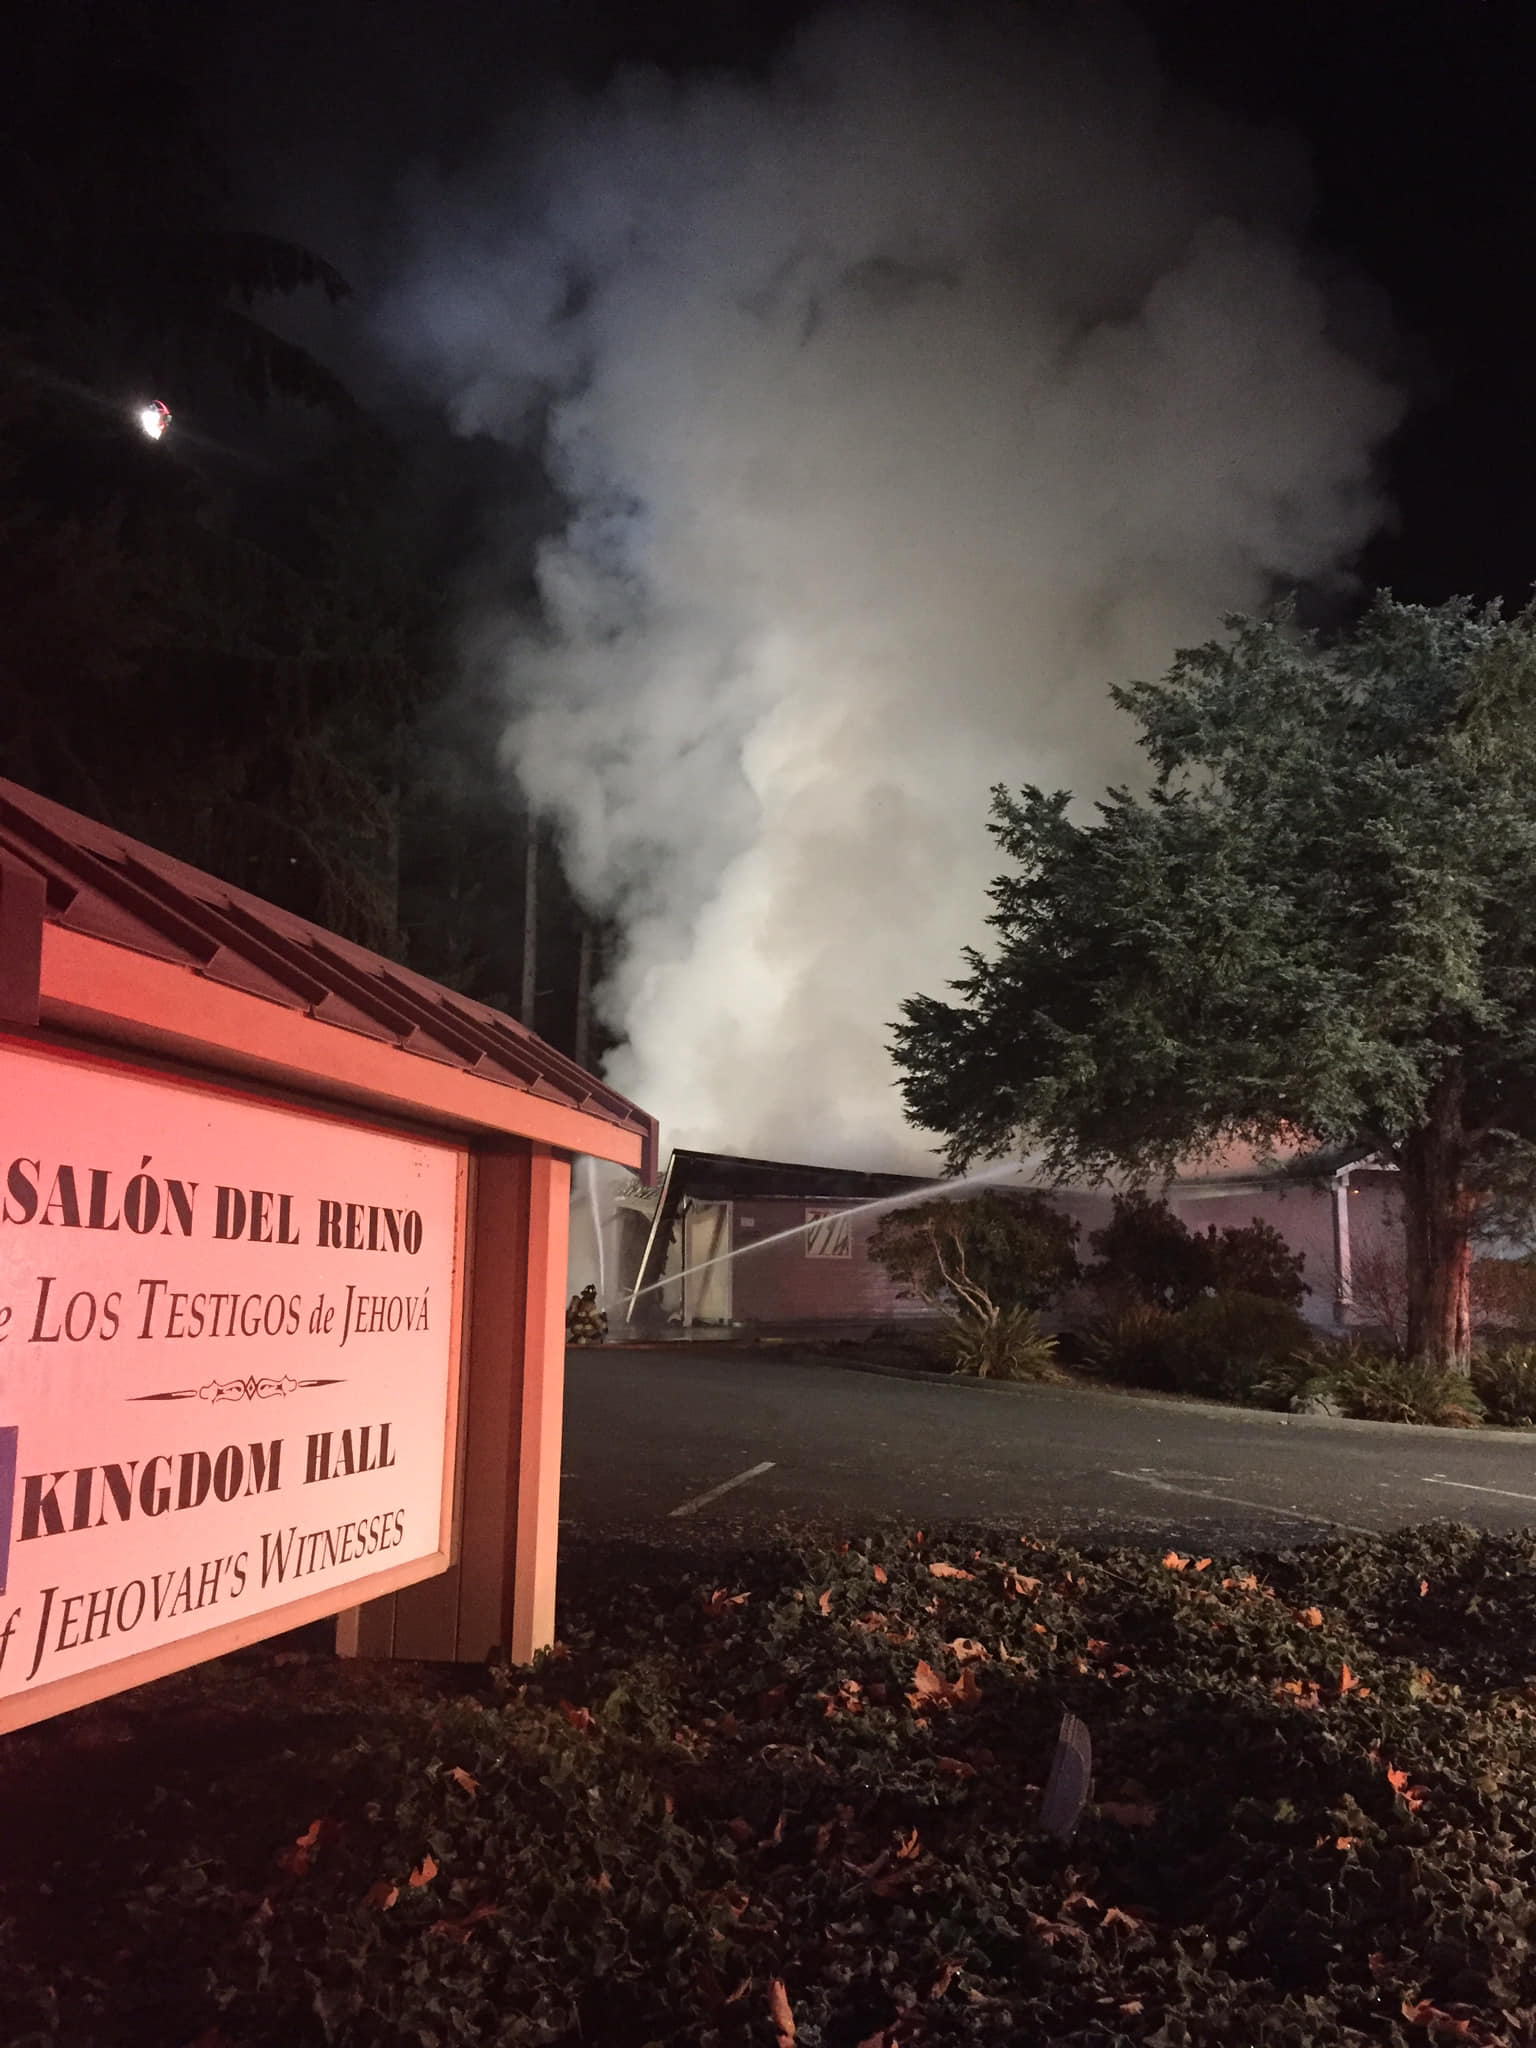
[136,400,172,441]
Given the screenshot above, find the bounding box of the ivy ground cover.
[4,1521,1536,2046]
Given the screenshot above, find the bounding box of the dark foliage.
[1082,1292,1311,1407]
[4,1523,1536,2045]
[1160,1291,1313,1403]
[1470,1344,1536,1427]
[1086,1194,1307,1312]
[868,1190,1082,1317]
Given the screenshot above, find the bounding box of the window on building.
[804,1206,852,1258]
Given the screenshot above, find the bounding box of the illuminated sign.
[0,1041,464,1732]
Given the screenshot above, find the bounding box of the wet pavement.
[561,1345,1536,1555]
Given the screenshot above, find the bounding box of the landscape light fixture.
[136,399,172,441]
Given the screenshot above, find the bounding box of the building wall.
[1046,1177,1402,1329]
[728,1198,932,1323]
[722,1178,1403,1330]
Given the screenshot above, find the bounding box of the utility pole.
[520,812,538,1028]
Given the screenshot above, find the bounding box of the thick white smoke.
[381,3,1400,1170]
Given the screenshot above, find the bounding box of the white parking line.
[1421,1474,1536,1507]
[1107,1470,1374,1535]
[668,1460,777,1519]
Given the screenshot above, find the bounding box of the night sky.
[211,0,1536,607]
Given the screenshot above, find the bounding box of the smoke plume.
[380,3,1401,1169]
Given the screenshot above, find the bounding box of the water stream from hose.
[582,1154,608,1306]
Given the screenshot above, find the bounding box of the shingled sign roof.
[0,777,655,1170]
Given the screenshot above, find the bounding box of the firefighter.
[566,1283,608,1344]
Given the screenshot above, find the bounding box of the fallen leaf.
[724,1977,751,2004]
[1060,1889,1099,1911]
[760,1811,787,1848]
[930,1561,974,1580]
[768,1977,797,2044]
[1335,1836,1360,1851]
[449,1766,479,1795]
[1298,1607,1324,1628]
[1193,1558,1213,1571]
[1162,1552,1189,1571]
[408,1854,439,1888]
[1120,2001,1145,2017]
[275,1817,336,1876]
[895,1827,921,1861]
[873,1563,888,1584]
[1400,1998,1494,2040]
[1102,1905,1145,1928]
[429,1903,502,1943]
[593,1870,613,1894]
[1340,1663,1362,1694]
[948,1637,990,1663]
[907,1660,981,1710]
[363,1879,399,1909]
[1004,1570,1041,1597]
[930,1959,958,1997]
[818,1589,834,1616]
[705,1588,750,1613]
[1420,1578,1430,1597]
[560,1700,594,1732]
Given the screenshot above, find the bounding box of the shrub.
[1206,1216,1308,1308]
[868,1189,1080,1315]
[1085,1191,1307,1311]
[1167,1291,1313,1403]
[1327,1345,1483,1427]
[942,1304,1061,1380]
[1470,1343,1536,1426]
[1085,1191,1211,1309]
[1082,1301,1181,1387]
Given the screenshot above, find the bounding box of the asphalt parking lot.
[562,1345,1536,1553]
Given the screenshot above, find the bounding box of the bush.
[1327,1344,1484,1427]
[942,1304,1061,1380]
[1206,1216,1308,1307]
[1167,1291,1313,1403]
[868,1189,1080,1315]
[1085,1191,1307,1311]
[1085,1191,1211,1309]
[1082,1301,1181,1387]
[1084,1292,1310,1404]
[9,1524,1536,2045]
[1471,1343,1536,1425]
